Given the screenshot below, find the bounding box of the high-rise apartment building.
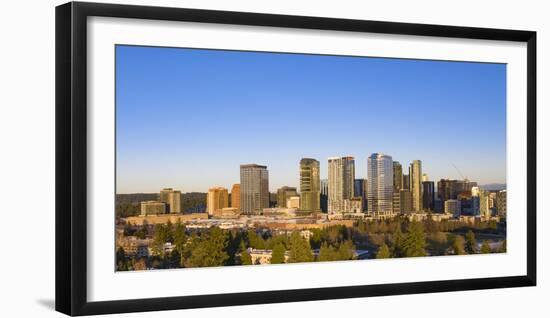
[438,179,478,202]
[320,179,328,213]
[277,186,298,208]
[159,188,181,213]
[327,156,355,214]
[240,164,269,215]
[300,158,321,212]
[422,181,435,211]
[207,187,229,216]
[354,178,368,212]
[409,160,423,212]
[403,174,410,190]
[393,161,403,191]
[367,153,394,215]
[231,184,240,211]
[399,189,412,214]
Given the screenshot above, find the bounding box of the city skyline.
[116,45,506,194]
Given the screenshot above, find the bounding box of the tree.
[133,257,147,270]
[151,224,169,256]
[287,232,313,263]
[116,247,128,271]
[402,221,426,257]
[465,230,477,254]
[453,235,466,255]
[135,221,148,239]
[318,242,336,262]
[391,220,405,258]
[497,239,507,253]
[271,243,286,264]
[337,240,356,260]
[172,220,188,267]
[481,240,492,254]
[188,227,229,267]
[240,250,252,265]
[376,243,391,259]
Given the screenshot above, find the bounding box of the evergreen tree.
[151,224,168,256]
[116,247,128,271]
[391,220,405,258]
[453,235,466,255]
[287,232,313,263]
[271,243,286,264]
[402,221,427,257]
[465,230,477,254]
[318,242,336,262]
[337,240,356,260]
[376,243,391,259]
[481,240,491,254]
[240,250,252,265]
[188,227,229,267]
[497,239,507,253]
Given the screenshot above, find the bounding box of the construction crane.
[452,163,468,181]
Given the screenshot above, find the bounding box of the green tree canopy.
[453,235,466,255]
[287,232,313,263]
[465,230,477,254]
[271,243,286,264]
[376,243,391,259]
[402,221,427,257]
[391,220,405,258]
[187,227,229,267]
[240,250,252,265]
[480,240,492,254]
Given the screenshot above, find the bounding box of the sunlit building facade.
[367,153,394,215]
[300,158,321,212]
[240,164,269,215]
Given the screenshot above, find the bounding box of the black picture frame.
[55,1,537,316]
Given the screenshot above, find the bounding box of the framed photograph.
[55,1,536,316]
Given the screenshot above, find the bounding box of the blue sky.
[116,45,506,194]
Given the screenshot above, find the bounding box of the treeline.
[370,220,506,259]
[354,215,502,236]
[117,222,358,271]
[115,192,207,217]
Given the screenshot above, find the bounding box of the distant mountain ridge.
[479,183,506,191]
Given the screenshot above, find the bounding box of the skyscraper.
[327,156,355,214]
[367,153,394,215]
[354,178,368,212]
[159,188,181,213]
[409,160,423,212]
[399,189,412,214]
[422,181,435,212]
[320,179,328,213]
[277,186,298,208]
[300,158,321,212]
[240,164,269,215]
[393,161,403,191]
[438,179,478,201]
[207,187,229,216]
[403,174,410,190]
[231,184,240,211]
